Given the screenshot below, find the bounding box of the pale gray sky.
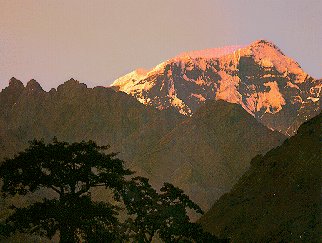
[0,0,321,90]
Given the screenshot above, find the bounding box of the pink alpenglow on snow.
[111,40,321,135]
[176,45,244,59]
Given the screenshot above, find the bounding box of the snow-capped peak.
[111,40,321,135]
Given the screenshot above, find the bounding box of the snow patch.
[307,97,319,102]
[286,82,299,89]
[191,93,206,102]
[257,81,286,113]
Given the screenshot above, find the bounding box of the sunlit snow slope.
[112,40,321,136]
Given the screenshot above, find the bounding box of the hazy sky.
[0,0,321,90]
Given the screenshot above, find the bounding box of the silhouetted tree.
[0,138,224,242]
[120,177,223,242]
[0,138,131,242]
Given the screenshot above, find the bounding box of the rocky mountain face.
[0,78,284,212]
[199,113,321,242]
[112,40,321,136]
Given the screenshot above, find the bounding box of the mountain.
[199,113,321,242]
[119,100,285,210]
[112,40,321,136]
[0,78,284,212]
[0,77,183,162]
[0,78,187,242]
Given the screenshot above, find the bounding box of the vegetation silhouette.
[0,138,224,242]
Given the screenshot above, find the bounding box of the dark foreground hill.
[199,113,321,242]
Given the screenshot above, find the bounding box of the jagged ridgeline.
[112,40,321,136]
[0,78,284,211]
[0,78,183,162]
[199,113,321,242]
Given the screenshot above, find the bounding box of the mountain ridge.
[120,99,285,210]
[112,39,321,136]
[0,78,285,212]
[0,78,184,161]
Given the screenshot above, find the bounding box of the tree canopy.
[0,138,224,242]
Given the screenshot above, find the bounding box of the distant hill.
[112,40,321,136]
[199,113,321,242]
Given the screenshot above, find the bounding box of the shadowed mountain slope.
[123,100,285,210]
[199,113,321,242]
